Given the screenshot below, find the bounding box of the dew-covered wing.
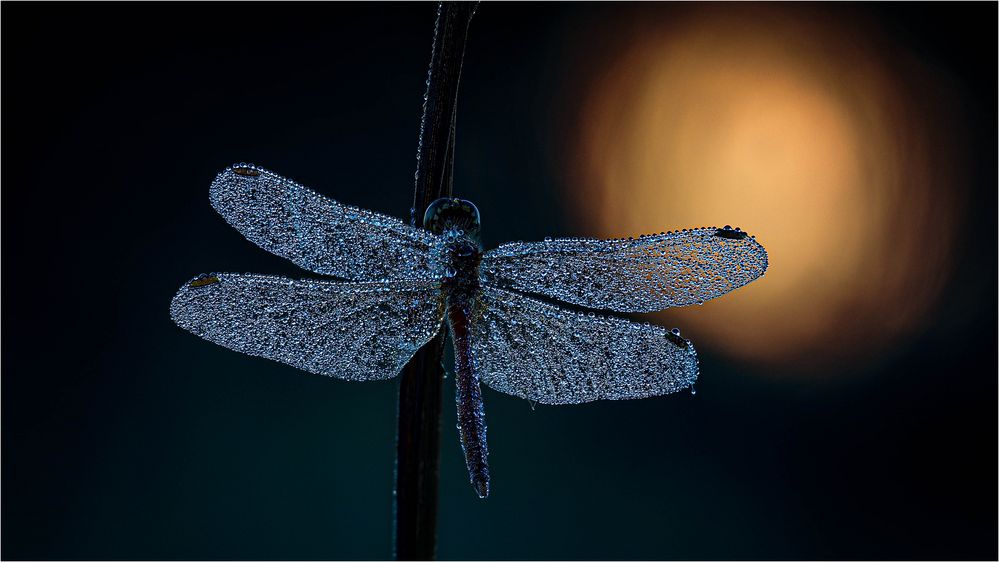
[480,227,768,313]
[210,164,441,281]
[471,286,698,405]
[170,273,444,380]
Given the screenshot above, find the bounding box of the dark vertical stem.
[394,2,477,560]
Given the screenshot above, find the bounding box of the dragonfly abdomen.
[447,289,490,499]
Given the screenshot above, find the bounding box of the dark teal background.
[3,2,996,560]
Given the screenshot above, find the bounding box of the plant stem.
[394,3,477,560]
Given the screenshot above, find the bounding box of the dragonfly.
[170,163,768,498]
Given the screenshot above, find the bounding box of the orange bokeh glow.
[564,6,966,372]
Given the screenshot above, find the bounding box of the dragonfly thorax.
[441,235,482,290]
[426,198,483,288]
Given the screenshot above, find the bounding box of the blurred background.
[3,2,995,559]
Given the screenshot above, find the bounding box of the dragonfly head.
[424,198,481,243]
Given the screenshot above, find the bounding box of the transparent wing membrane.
[471,286,699,405]
[170,273,444,380]
[480,227,768,313]
[210,164,441,281]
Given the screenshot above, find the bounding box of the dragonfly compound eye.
[424,198,481,239]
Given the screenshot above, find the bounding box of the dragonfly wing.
[480,227,768,312]
[210,164,441,281]
[471,286,698,405]
[170,273,444,380]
